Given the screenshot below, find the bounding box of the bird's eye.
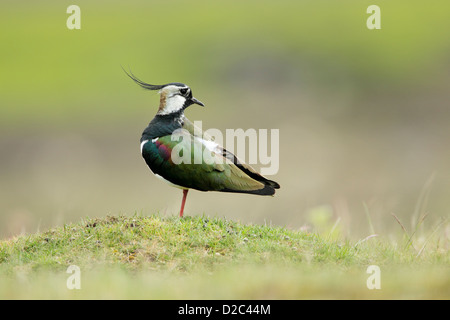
[180,88,188,95]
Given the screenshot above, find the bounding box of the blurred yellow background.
[1,0,449,239]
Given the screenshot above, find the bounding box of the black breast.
[141,112,184,142]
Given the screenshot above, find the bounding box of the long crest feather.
[122,67,166,91]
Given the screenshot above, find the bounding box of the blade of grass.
[363,201,376,235]
[354,234,378,248]
[412,172,435,230]
[390,212,414,249]
[407,211,429,249]
[416,218,447,258]
[328,217,341,238]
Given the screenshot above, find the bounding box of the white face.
[158,85,190,115]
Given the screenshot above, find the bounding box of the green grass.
[0,214,448,299]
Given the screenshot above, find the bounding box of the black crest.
[123,67,187,91]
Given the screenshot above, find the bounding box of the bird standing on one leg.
[126,71,280,217]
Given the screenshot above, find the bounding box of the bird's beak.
[191,97,205,107]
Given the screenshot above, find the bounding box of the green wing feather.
[182,118,280,190]
[143,127,277,195]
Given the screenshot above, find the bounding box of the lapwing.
[126,71,280,217]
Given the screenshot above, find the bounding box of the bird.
[125,70,280,217]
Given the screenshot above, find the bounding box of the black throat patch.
[141,111,184,141]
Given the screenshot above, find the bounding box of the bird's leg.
[179,189,189,218]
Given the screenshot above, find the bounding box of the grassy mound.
[0,215,448,299]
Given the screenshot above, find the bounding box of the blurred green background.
[1,0,449,239]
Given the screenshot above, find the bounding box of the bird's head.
[124,69,204,115]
